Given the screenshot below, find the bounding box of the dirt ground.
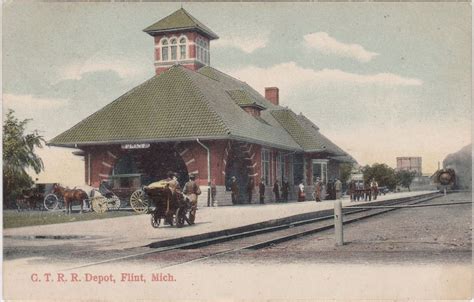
[3,192,472,300]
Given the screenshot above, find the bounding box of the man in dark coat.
[281,179,290,202]
[273,179,280,202]
[259,178,265,204]
[231,176,239,204]
[246,177,254,204]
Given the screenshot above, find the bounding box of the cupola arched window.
[161,39,169,61]
[196,38,209,65]
[179,37,187,59]
[170,38,177,60]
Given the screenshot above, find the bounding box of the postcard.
[3,2,472,300]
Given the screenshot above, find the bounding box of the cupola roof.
[143,8,219,40]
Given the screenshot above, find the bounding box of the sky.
[2,2,471,184]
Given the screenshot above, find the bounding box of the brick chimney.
[265,87,279,105]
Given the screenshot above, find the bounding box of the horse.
[52,184,88,214]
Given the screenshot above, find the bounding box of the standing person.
[273,179,280,202]
[183,174,201,222]
[349,180,356,202]
[246,177,254,204]
[314,177,322,202]
[231,176,239,204]
[327,179,334,200]
[281,179,289,202]
[371,179,379,200]
[356,181,363,201]
[334,178,342,200]
[364,181,372,201]
[259,178,265,204]
[165,171,181,224]
[210,179,217,204]
[298,182,305,202]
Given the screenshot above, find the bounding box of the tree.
[362,163,397,190]
[3,110,45,206]
[396,170,416,191]
[339,162,354,191]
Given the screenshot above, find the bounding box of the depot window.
[293,153,304,185]
[276,151,285,182]
[261,148,271,186]
[161,39,169,61]
[179,37,187,59]
[312,159,328,184]
[170,38,177,60]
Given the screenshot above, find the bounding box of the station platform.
[4,191,438,251]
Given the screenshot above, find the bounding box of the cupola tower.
[143,8,219,75]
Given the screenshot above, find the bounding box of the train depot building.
[49,8,354,206]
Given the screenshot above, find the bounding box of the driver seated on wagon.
[99,180,114,198]
[144,171,189,225]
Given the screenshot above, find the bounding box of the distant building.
[396,157,422,176]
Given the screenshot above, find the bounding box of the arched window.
[204,41,209,64]
[161,39,169,61]
[179,37,187,59]
[196,38,201,62]
[196,39,209,64]
[170,38,177,60]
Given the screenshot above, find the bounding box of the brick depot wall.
[83,141,324,206]
[83,146,121,187]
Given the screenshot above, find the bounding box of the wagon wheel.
[175,208,186,228]
[150,212,160,228]
[43,194,59,211]
[130,190,149,214]
[91,196,108,213]
[106,195,121,211]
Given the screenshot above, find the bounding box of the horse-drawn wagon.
[43,184,121,214]
[130,180,195,228]
[15,183,54,211]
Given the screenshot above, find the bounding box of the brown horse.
[52,184,88,214]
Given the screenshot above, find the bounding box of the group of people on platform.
[296,177,343,202]
[230,177,291,204]
[348,179,379,202]
[230,175,381,204]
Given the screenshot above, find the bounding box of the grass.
[3,210,141,229]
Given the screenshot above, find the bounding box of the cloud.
[225,62,422,96]
[213,33,269,53]
[3,93,68,110]
[58,58,147,81]
[304,32,379,63]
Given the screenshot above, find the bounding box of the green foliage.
[339,163,353,184]
[396,170,417,191]
[3,110,45,206]
[362,163,397,190]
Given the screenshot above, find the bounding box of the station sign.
[121,143,150,149]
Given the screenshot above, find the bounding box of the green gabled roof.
[295,114,348,156]
[270,109,326,152]
[197,66,278,110]
[49,65,300,150]
[49,66,229,146]
[50,63,351,158]
[226,89,266,109]
[143,8,219,40]
[270,109,351,157]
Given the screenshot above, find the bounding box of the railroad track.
[67,192,450,271]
